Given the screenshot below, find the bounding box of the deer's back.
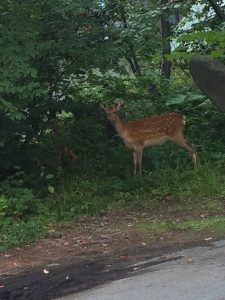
[121,112,184,148]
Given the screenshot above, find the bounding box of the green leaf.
[46,174,55,180]
[48,186,55,194]
[166,94,186,105]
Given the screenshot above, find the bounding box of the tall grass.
[54,150,225,218]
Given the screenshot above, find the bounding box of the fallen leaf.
[117,255,128,261]
[77,239,89,245]
[47,263,60,267]
[100,235,110,239]
[187,258,193,263]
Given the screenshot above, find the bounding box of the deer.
[101,102,197,176]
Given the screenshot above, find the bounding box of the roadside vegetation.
[1,0,225,252]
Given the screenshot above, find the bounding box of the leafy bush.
[0,178,49,250]
[0,219,46,251]
[0,177,40,219]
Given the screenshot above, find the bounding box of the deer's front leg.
[133,151,138,175]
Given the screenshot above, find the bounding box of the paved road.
[56,240,225,300]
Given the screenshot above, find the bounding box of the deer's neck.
[113,114,125,135]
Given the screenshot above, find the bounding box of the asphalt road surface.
[56,240,225,300]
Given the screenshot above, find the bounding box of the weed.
[137,217,225,240]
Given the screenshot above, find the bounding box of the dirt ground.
[0,212,222,300]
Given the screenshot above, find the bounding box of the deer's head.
[101,101,123,124]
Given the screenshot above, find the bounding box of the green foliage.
[0,176,40,219]
[0,220,46,251]
[0,176,50,250]
[0,189,38,220]
[170,30,225,60]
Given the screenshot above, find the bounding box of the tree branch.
[120,5,142,77]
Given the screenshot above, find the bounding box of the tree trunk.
[143,0,150,9]
[208,0,225,21]
[160,0,172,79]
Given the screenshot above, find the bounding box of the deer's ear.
[115,101,124,110]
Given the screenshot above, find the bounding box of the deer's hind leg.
[171,132,197,168]
[133,147,143,176]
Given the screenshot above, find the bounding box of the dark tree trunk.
[143,0,150,9]
[160,0,172,79]
[208,0,225,21]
